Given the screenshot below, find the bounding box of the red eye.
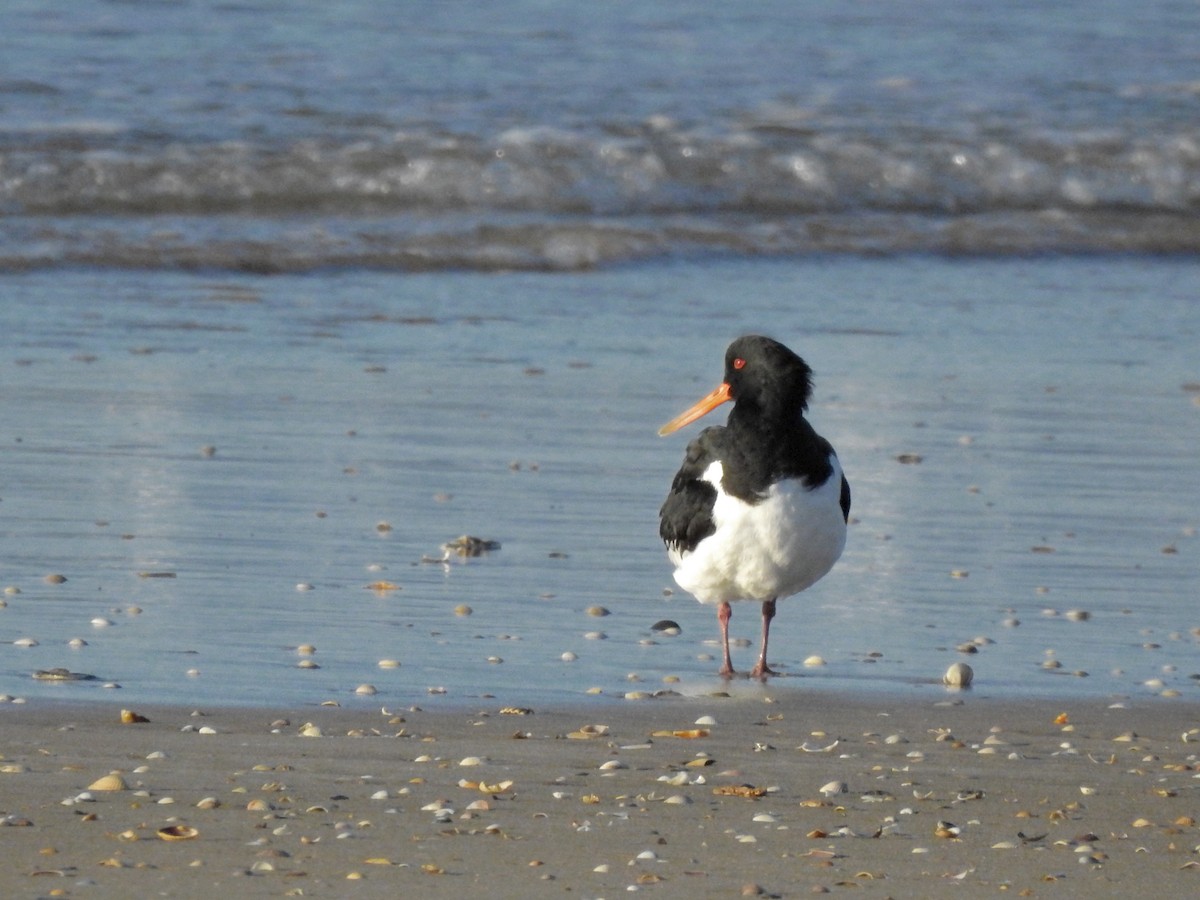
[733,357,746,370]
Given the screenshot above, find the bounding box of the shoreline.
[3,692,1199,898]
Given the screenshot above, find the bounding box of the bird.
[658,335,850,679]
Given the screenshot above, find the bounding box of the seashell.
[586,606,610,617]
[799,739,840,753]
[157,825,198,841]
[88,774,128,792]
[694,715,718,726]
[121,709,150,724]
[819,781,847,797]
[196,797,220,809]
[943,662,974,687]
[477,780,513,794]
[567,724,609,739]
[377,659,401,668]
[713,784,766,798]
[459,756,484,767]
[13,637,38,648]
[934,820,961,838]
[354,684,377,696]
[803,655,826,667]
[299,724,322,737]
[561,651,578,662]
[598,760,626,770]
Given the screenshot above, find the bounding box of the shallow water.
[1,256,1197,709]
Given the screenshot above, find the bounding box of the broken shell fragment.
[157,825,199,841]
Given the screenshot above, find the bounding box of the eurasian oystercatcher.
[658,335,850,679]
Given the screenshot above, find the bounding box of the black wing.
[659,427,724,555]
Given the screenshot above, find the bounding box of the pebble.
[943,662,974,687]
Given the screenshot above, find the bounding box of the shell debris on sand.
[3,698,1200,896]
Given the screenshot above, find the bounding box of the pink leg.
[749,598,777,679]
[717,601,734,677]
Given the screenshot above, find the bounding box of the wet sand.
[3,691,1199,898]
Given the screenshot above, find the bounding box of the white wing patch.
[670,457,846,605]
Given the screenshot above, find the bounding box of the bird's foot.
[749,662,777,680]
[718,664,736,679]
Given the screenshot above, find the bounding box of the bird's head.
[659,335,814,436]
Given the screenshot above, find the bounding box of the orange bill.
[658,382,732,435]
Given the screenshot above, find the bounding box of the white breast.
[669,456,846,605]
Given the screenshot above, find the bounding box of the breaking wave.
[2,118,1198,271]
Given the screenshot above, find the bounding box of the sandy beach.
[3,690,1199,898]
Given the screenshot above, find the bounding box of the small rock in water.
[441,535,501,558]
[943,662,974,688]
[33,668,98,682]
